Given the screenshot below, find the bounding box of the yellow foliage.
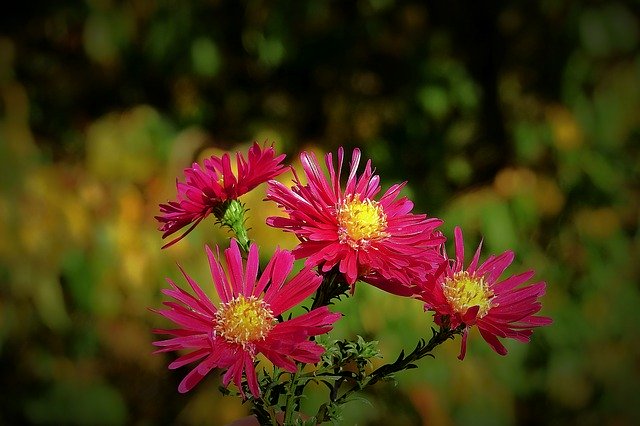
[547,104,584,150]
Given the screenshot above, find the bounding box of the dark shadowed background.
[1,1,639,425]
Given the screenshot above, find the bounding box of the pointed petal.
[168,348,210,370]
[267,268,322,315]
[479,328,508,356]
[224,239,245,296]
[458,327,469,360]
[178,357,216,393]
[244,242,260,297]
[454,227,464,266]
[207,245,231,303]
[244,355,260,397]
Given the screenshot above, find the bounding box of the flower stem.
[311,268,350,310]
[215,199,251,254]
[250,398,278,426]
[283,369,299,425]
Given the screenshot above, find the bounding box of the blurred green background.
[1,1,639,425]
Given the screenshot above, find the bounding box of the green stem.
[230,219,251,254]
[283,369,300,425]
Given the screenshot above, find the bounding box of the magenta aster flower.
[266,147,444,295]
[152,239,341,396]
[419,227,552,360]
[156,142,287,248]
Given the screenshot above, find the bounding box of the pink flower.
[419,227,552,360]
[156,142,287,248]
[266,147,444,295]
[152,240,341,397]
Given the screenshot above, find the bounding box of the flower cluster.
[152,142,552,423]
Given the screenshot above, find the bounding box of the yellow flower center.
[337,196,389,248]
[214,295,276,348]
[443,271,494,318]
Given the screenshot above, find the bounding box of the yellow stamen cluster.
[214,295,276,348]
[337,196,389,248]
[443,271,494,318]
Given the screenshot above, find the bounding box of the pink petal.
[207,245,232,303]
[492,270,536,294]
[178,356,216,393]
[244,242,260,297]
[458,327,469,360]
[244,356,260,397]
[454,227,465,266]
[168,348,210,370]
[479,328,508,356]
[267,268,322,316]
[177,266,218,314]
[224,239,245,296]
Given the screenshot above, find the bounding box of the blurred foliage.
[1,0,639,425]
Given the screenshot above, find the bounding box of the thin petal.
[178,356,216,393]
[267,268,322,315]
[458,327,469,360]
[454,226,464,266]
[479,328,508,356]
[225,239,245,296]
[244,356,260,397]
[169,348,210,370]
[207,245,231,303]
[244,242,260,297]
